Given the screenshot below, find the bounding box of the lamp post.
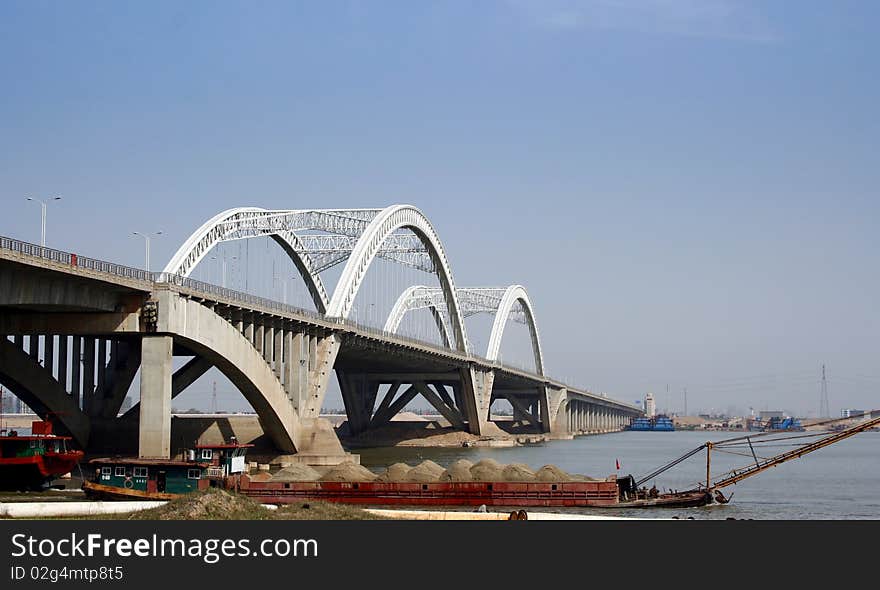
[132,231,162,271]
[25,196,61,247]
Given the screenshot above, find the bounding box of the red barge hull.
[236,477,621,507]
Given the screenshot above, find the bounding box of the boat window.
[187,469,201,480]
[115,467,126,477]
[101,467,112,476]
[133,467,148,478]
[200,449,213,460]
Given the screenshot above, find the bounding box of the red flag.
[615,459,620,470]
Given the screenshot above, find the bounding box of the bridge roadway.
[0,236,642,462]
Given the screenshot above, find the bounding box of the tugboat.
[81,439,252,500]
[0,420,84,490]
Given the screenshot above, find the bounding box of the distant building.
[644,393,656,418]
[841,409,864,418]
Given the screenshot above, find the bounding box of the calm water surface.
[355,430,880,520]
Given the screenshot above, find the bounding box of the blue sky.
[2,1,878,416]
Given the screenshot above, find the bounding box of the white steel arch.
[487,285,544,375]
[326,205,469,353]
[384,285,452,348]
[162,207,331,312]
[384,284,544,375]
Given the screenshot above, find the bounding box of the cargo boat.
[0,420,84,490]
[81,439,699,508]
[82,441,251,501]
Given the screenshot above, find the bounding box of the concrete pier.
[138,335,173,458]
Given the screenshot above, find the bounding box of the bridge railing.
[0,235,154,282]
[153,272,328,323]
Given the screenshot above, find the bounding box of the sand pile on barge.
[272,464,321,482]
[375,462,413,482]
[501,463,537,482]
[404,460,446,482]
[438,459,474,481]
[535,464,575,482]
[319,461,377,482]
[469,458,505,481]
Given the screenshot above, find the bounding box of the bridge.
[0,205,642,462]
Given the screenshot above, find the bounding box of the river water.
[355,430,880,520]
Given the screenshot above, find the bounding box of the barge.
[82,413,880,510]
[82,440,705,509]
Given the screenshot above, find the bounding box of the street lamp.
[132,231,162,271]
[25,196,61,247]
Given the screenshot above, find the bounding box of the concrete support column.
[282,327,292,391]
[44,335,55,379]
[263,324,274,365]
[254,322,265,357]
[459,367,492,435]
[302,334,341,418]
[138,335,173,459]
[57,335,68,392]
[285,331,306,411]
[308,335,317,372]
[243,313,254,345]
[95,339,107,410]
[273,324,283,379]
[82,338,96,415]
[71,337,82,407]
[538,387,550,433]
[28,334,39,359]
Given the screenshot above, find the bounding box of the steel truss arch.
[326,205,469,353]
[486,285,544,375]
[385,284,544,374]
[163,207,442,314]
[384,285,452,348]
[162,207,332,312]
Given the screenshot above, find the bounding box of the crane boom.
[707,414,880,491]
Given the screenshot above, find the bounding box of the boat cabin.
[0,421,74,458]
[192,439,253,478]
[84,439,253,498]
[89,458,211,495]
